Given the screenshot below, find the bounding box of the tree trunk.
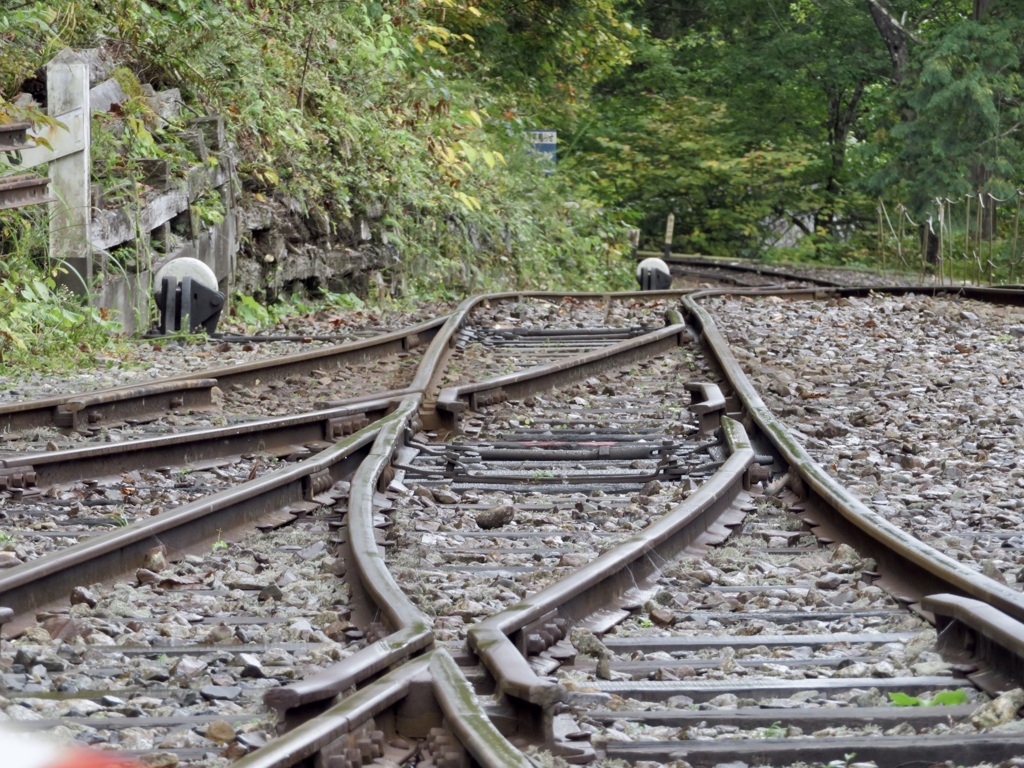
[973,0,993,236]
[920,222,939,268]
[866,0,909,83]
[816,82,866,237]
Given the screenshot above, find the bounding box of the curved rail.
[255,299,559,764]
[233,655,433,768]
[411,290,694,401]
[683,290,1024,647]
[467,417,754,722]
[436,312,690,432]
[263,400,434,723]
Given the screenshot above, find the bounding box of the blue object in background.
[527,130,557,170]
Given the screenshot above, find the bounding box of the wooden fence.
[1,49,236,331]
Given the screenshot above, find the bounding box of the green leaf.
[928,689,968,706]
[888,692,922,707]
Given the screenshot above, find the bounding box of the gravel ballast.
[707,292,1024,585]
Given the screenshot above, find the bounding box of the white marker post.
[45,50,92,295]
[662,213,675,259]
[4,49,94,295]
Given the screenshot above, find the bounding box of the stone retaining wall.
[15,48,383,333]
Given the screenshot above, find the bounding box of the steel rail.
[430,650,536,768]
[435,310,691,432]
[232,655,433,768]
[261,297,470,720]
[611,733,1024,765]
[240,650,537,768]
[683,290,1024,679]
[697,282,1024,305]
[51,378,219,432]
[0,316,445,433]
[348,398,444,635]
[651,252,1024,302]
[466,417,754,724]
[413,290,697,425]
[0,377,218,434]
[642,252,848,287]
[264,400,434,726]
[0,419,380,621]
[924,592,1024,690]
[0,394,402,488]
[260,309,536,765]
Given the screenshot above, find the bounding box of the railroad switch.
[685,381,727,434]
[152,257,224,335]
[745,453,776,490]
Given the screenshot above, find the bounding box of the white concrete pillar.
[46,49,91,295]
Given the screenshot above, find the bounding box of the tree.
[438,0,637,119]
[643,0,893,250]
[868,0,1024,215]
[563,28,818,257]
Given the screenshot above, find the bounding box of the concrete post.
[46,49,92,295]
[662,214,675,260]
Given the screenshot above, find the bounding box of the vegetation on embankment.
[1,0,635,366]
[3,1,1024,369]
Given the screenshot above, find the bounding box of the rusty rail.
[683,289,1024,685]
[467,417,754,725]
[0,316,445,433]
[0,419,379,621]
[234,656,433,768]
[265,400,434,726]
[0,395,399,489]
[435,309,691,432]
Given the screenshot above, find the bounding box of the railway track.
[654,254,847,290]
[0,316,444,443]
[1,282,1024,767]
